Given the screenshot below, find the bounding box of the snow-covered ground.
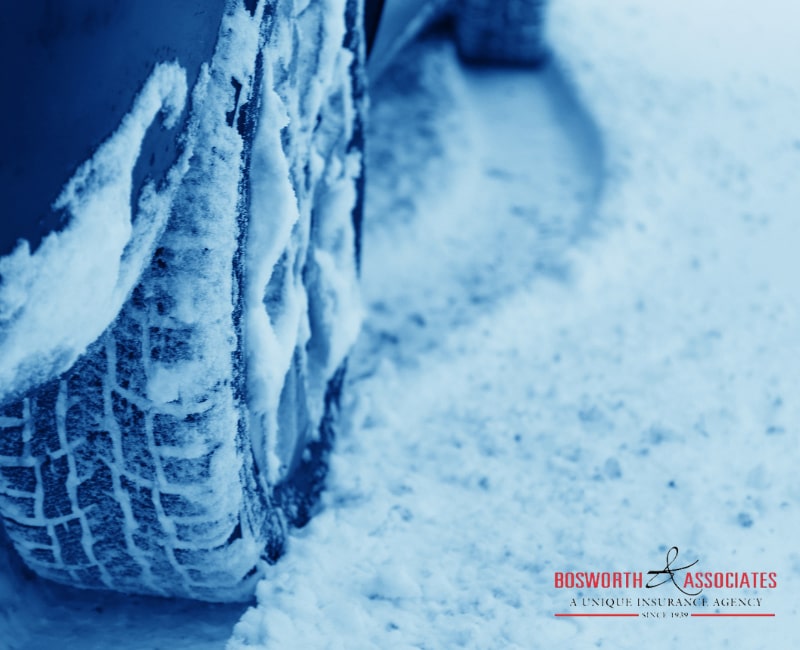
[231,2,800,648]
[4,0,800,647]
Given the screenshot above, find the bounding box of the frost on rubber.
[0,0,364,603]
[455,0,547,66]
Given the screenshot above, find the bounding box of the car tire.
[0,0,365,603]
[455,0,547,66]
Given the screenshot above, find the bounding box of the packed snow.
[3,0,800,647]
[0,63,189,402]
[245,0,362,482]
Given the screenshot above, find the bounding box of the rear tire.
[455,0,547,66]
[0,0,365,603]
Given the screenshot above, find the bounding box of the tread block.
[173,547,209,566]
[0,400,24,419]
[65,348,106,442]
[122,445,157,481]
[31,381,61,456]
[161,453,215,486]
[54,518,91,566]
[153,292,177,317]
[0,466,37,493]
[90,496,134,572]
[73,432,114,480]
[159,491,208,518]
[0,494,36,519]
[114,317,147,392]
[66,347,107,416]
[41,456,72,519]
[73,565,106,588]
[93,539,144,582]
[149,326,194,364]
[0,426,25,458]
[151,246,175,277]
[132,531,157,552]
[113,394,156,480]
[152,410,214,449]
[29,547,57,564]
[76,464,117,513]
[175,516,237,545]
[66,403,105,446]
[121,476,160,533]
[112,393,145,430]
[2,519,52,546]
[147,553,187,587]
[129,285,147,311]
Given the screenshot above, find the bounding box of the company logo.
[553,547,777,619]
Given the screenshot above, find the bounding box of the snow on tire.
[0,0,364,602]
[455,0,547,66]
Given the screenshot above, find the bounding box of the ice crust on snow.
[0,63,189,402]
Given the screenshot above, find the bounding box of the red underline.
[691,613,775,617]
[554,613,776,618]
[554,613,639,617]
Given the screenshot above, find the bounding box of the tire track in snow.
[232,36,605,648]
[356,37,602,373]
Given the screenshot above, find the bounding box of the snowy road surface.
[4,0,800,647]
